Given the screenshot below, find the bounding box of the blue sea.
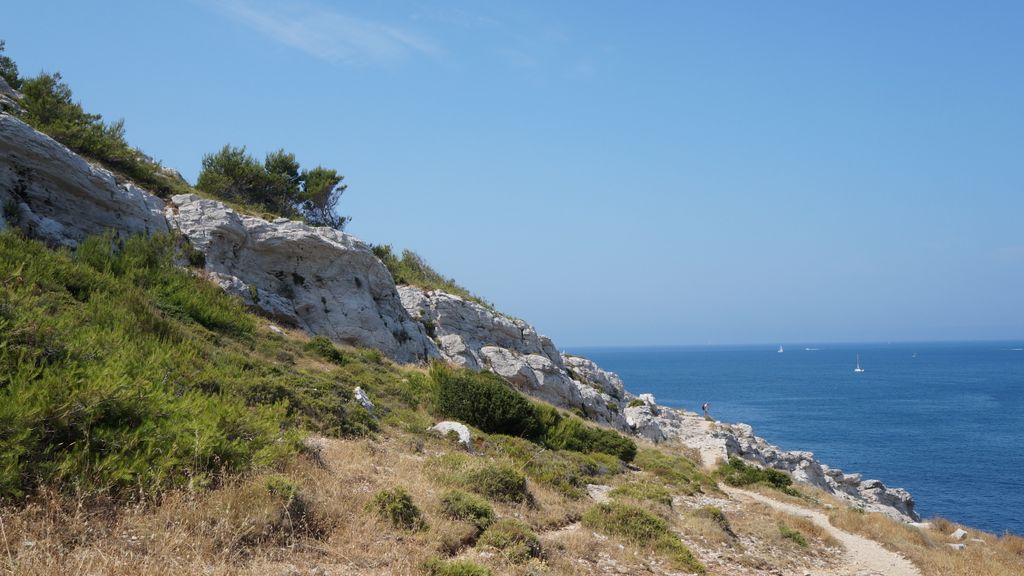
[571,341,1024,536]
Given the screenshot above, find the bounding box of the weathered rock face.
[167,194,438,364]
[564,355,626,400]
[399,286,628,428]
[0,114,169,245]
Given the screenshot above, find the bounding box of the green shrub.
[582,502,705,573]
[440,490,495,529]
[75,232,256,338]
[428,454,532,505]
[372,245,492,309]
[371,487,426,530]
[487,435,622,498]
[467,464,531,504]
[303,335,346,365]
[540,414,636,462]
[779,523,808,546]
[634,449,714,495]
[432,364,541,438]
[421,558,493,576]
[264,475,299,500]
[716,457,798,496]
[628,398,646,408]
[477,518,542,563]
[610,481,674,507]
[432,366,635,462]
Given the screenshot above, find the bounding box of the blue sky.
[5,1,1023,346]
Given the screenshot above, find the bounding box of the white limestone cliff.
[167,194,438,364]
[0,113,169,245]
[398,286,628,428]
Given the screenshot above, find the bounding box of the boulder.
[167,194,438,364]
[353,387,374,412]
[429,421,472,450]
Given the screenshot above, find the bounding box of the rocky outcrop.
[399,286,628,428]
[643,405,920,522]
[563,355,626,401]
[167,194,438,364]
[0,114,169,245]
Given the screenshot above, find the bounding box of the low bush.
[371,487,426,530]
[467,464,531,504]
[477,518,542,563]
[422,558,493,576]
[440,490,495,529]
[303,335,346,365]
[779,523,808,546]
[716,456,798,496]
[634,449,714,495]
[582,502,705,573]
[488,435,622,498]
[432,365,636,462]
[540,414,637,462]
[428,454,532,505]
[432,363,541,438]
[610,481,674,507]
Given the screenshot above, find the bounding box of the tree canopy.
[0,40,20,89]
[197,145,349,229]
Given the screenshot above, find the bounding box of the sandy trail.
[722,486,922,576]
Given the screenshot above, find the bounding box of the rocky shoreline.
[0,110,917,522]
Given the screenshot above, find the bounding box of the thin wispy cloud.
[206,0,442,65]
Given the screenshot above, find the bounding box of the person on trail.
[701,402,710,417]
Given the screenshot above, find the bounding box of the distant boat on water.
[854,354,865,373]
[778,345,784,353]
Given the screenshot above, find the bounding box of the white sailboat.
[854,354,865,373]
[777,345,784,353]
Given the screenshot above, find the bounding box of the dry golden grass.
[4,413,1019,576]
[828,508,1024,576]
[694,501,842,574]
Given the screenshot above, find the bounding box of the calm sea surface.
[571,342,1024,536]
